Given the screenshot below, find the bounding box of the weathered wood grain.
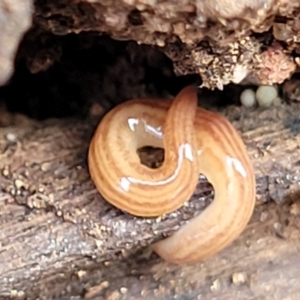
[0,101,300,299]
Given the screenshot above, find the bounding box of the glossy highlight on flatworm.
[88,86,256,264]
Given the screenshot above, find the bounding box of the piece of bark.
[0,0,32,86]
[32,0,300,88]
[33,0,299,47]
[0,100,300,299]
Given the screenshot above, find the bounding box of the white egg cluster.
[240,85,280,108]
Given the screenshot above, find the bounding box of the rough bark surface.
[33,0,300,46]
[0,100,300,299]
[2,0,300,90]
[32,0,300,88]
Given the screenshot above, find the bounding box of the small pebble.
[256,85,278,107]
[240,89,256,107]
[232,272,247,285]
[210,278,221,292]
[14,179,25,190]
[6,132,17,142]
[76,270,86,279]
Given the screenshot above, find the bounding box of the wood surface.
[0,100,300,299]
